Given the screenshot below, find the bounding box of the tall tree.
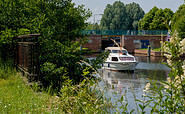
[175,15,185,38]
[0,0,94,89]
[100,1,130,30]
[149,8,173,30]
[171,4,185,38]
[126,2,145,30]
[138,7,173,30]
[138,6,159,30]
[100,4,113,30]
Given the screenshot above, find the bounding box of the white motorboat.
[102,47,138,71]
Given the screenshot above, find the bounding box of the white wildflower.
[167,59,172,66]
[164,77,171,89]
[164,53,172,59]
[82,102,87,105]
[167,77,171,83]
[143,83,150,92]
[169,20,172,25]
[170,37,174,43]
[174,76,183,89]
[180,39,185,54]
[181,74,185,79]
[180,38,185,46]
[142,94,147,97]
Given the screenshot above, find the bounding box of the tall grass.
[0,59,115,113]
[0,59,52,113]
[0,59,16,79]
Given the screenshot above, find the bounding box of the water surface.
[98,54,170,113]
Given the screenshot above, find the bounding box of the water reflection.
[101,69,140,91]
[101,69,169,92]
[134,54,167,63]
[100,55,170,113]
[84,53,171,113]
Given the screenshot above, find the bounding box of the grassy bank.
[0,60,113,113]
[0,60,53,113]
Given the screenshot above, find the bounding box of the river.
[88,53,170,113]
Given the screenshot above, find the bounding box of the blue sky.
[72,0,184,23]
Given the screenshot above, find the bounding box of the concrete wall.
[122,35,167,53]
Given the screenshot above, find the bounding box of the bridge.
[81,30,168,53]
[82,30,168,36]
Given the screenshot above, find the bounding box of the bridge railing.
[82,30,168,36]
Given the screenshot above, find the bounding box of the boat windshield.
[112,50,127,54]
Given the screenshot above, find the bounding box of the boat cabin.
[105,47,128,55]
[105,47,135,62]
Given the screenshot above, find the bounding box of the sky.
[72,0,184,23]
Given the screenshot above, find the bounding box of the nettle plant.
[137,31,185,113]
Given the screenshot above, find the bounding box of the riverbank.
[0,60,114,113]
[134,49,164,57]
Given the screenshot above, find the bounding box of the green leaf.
[130,109,135,114]
[139,104,143,110]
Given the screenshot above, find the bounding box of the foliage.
[0,61,114,113]
[138,6,159,30]
[171,4,185,38]
[0,0,109,90]
[100,1,144,30]
[0,58,15,79]
[85,22,100,30]
[125,2,145,30]
[93,23,100,30]
[138,6,173,30]
[175,15,185,38]
[136,31,185,113]
[85,22,94,30]
[40,62,67,90]
[58,78,113,113]
[0,73,51,113]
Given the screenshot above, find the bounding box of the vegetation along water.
[0,0,185,113]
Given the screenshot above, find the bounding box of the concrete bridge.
[81,30,168,53]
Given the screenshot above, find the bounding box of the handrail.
[82,30,168,35]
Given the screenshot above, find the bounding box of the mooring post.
[147,45,151,57]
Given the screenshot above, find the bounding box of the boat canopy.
[105,47,126,51]
[105,47,127,54]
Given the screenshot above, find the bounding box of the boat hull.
[102,62,138,71]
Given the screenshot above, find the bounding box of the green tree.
[100,1,130,30]
[171,4,185,38]
[0,0,98,89]
[100,1,144,30]
[85,22,94,30]
[100,4,113,30]
[138,6,159,30]
[139,7,173,30]
[176,15,185,38]
[149,8,173,30]
[125,2,145,30]
[93,23,100,30]
[85,22,100,30]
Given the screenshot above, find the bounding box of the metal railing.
[82,30,168,36]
